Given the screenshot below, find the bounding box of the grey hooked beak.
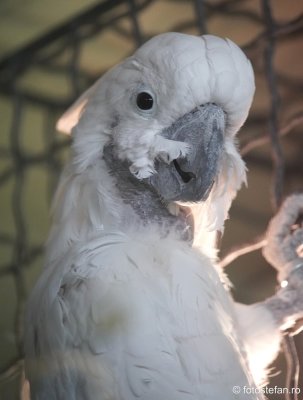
[150,103,225,202]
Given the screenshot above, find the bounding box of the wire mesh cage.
[0,0,303,399]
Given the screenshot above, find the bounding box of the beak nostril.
[173,160,196,183]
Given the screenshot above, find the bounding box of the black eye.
[136,92,154,110]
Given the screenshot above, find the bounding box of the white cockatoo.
[25,33,300,400]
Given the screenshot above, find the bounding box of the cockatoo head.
[57,33,254,241]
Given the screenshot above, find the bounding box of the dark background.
[0,1,303,399]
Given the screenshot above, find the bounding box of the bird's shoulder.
[25,232,255,399]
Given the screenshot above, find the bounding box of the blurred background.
[0,0,303,399]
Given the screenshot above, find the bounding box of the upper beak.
[151,103,225,202]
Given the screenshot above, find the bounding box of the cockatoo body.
[25,33,282,399]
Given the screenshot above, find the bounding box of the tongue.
[173,159,196,183]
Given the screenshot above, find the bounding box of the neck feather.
[45,156,192,264]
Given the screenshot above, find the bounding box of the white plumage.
[25,33,282,400]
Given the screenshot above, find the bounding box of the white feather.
[25,33,279,400]
[234,303,281,386]
[26,232,262,399]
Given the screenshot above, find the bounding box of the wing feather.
[25,233,261,399]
